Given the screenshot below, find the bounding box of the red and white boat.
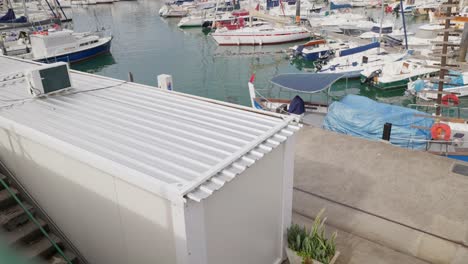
[211,23,310,46]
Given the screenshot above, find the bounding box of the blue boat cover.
[339,42,380,57]
[330,2,352,10]
[323,95,434,149]
[0,9,27,23]
[270,73,345,93]
[0,9,16,22]
[288,96,305,115]
[432,70,465,89]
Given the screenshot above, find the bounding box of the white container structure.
[0,56,300,264]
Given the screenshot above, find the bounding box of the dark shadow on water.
[71,53,117,73]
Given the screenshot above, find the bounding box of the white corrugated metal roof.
[0,56,301,202]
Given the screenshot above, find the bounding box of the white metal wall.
[0,129,178,264]
[184,137,295,264]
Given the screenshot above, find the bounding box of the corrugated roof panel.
[0,56,301,201]
[185,124,301,201]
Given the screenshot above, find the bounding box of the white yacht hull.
[212,26,310,46]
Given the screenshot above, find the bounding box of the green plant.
[287,209,337,264]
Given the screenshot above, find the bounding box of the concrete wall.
[0,129,178,264]
[293,127,468,264]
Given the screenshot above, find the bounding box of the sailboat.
[211,7,310,46]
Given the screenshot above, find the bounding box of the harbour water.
[69,0,444,108]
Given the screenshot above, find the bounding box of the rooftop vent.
[26,62,72,97]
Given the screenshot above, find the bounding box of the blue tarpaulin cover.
[330,2,352,9]
[339,42,380,57]
[323,95,434,149]
[270,73,345,93]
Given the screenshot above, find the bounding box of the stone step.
[0,188,19,210]
[47,249,78,264]
[5,218,48,246]
[0,203,34,231]
[23,234,62,260]
[291,213,430,264]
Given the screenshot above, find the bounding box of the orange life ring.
[441,94,459,106]
[431,123,451,141]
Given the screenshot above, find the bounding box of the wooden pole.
[436,0,453,116]
[128,72,134,82]
[459,23,468,63]
[295,0,301,25]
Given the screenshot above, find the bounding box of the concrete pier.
[292,126,468,264]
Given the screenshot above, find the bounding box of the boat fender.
[441,94,459,106]
[431,123,451,141]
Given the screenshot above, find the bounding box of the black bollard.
[382,123,392,141]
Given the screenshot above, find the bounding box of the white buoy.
[157,74,173,91]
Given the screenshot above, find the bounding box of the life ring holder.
[431,123,451,141]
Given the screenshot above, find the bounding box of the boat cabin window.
[79,40,99,47]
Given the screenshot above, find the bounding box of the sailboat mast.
[378,0,384,53]
[399,0,408,50]
[436,0,455,116]
[22,0,28,21]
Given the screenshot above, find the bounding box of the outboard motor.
[361,69,382,84]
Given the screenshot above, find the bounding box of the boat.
[201,9,250,29]
[390,0,419,13]
[308,12,368,34]
[358,24,414,40]
[159,4,190,17]
[248,73,346,126]
[408,71,468,101]
[15,28,112,64]
[360,59,439,89]
[211,22,310,46]
[323,94,434,149]
[403,23,461,50]
[289,39,350,62]
[267,0,323,18]
[316,42,409,78]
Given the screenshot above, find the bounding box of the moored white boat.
[360,59,439,89]
[289,39,350,62]
[408,71,468,101]
[211,24,310,46]
[315,42,408,78]
[14,28,112,63]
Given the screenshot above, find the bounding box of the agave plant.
[286,209,337,264]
